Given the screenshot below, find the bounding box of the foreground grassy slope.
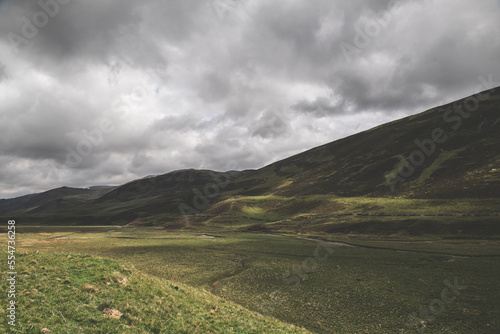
[0,251,309,333]
[16,228,500,333]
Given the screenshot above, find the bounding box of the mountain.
[1,170,243,225]
[2,87,499,230]
[0,193,38,216]
[224,87,500,199]
[0,186,116,220]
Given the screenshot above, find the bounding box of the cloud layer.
[1,0,500,198]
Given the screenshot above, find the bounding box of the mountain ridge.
[2,86,499,227]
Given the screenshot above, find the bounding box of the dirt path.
[52,234,74,240]
[298,237,358,247]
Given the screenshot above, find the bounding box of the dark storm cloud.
[1,0,500,198]
[0,0,184,69]
[328,0,500,113]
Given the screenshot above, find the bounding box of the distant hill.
[2,87,499,227]
[0,186,116,222]
[0,193,38,216]
[1,170,243,225]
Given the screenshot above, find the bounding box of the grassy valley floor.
[4,226,499,333]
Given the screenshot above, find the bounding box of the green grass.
[208,195,500,218]
[241,206,266,216]
[199,196,500,239]
[301,233,500,256]
[0,251,309,333]
[13,228,500,333]
[415,148,466,186]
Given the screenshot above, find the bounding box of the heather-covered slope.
[2,87,499,226]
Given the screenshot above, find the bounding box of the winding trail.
[52,234,74,240]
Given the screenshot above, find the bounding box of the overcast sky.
[1,0,500,199]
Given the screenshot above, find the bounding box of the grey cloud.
[1,0,164,70]
[198,72,232,102]
[152,113,220,134]
[0,93,88,162]
[130,151,152,171]
[292,96,345,117]
[0,63,6,81]
[1,0,500,198]
[141,0,206,42]
[251,107,290,139]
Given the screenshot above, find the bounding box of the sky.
[1,0,500,199]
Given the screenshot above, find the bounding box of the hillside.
[223,87,500,199]
[0,187,115,216]
[1,87,499,227]
[0,252,309,333]
[1,170,243,225]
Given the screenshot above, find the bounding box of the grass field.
[6,226,499,333]
[0,248,309,333]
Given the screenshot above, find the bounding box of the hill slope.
[1,87,499,226]
[2,170,243,225]
[223,87,500,199]
[0,252,309,333]
[0,186,115,216]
